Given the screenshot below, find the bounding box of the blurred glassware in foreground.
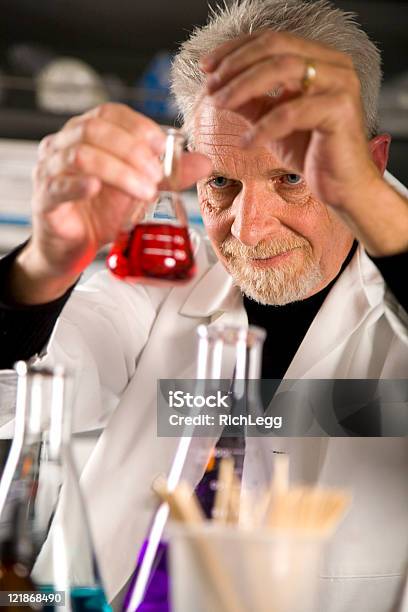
[0,362,111,611]
[107,127,196,285]
[123,324,266,611]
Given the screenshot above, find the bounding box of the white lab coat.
[2,173,408,611]
[36,240,408,611]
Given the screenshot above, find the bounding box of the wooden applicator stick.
[154,477,246,612]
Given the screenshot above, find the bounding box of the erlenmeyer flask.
[123,324,266,612]
[107,127,196,284]
[0,362,111,611]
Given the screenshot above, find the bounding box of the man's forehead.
[192,100,283,170]
[193,102,247,146]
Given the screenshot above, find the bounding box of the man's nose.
[230,185,284,247]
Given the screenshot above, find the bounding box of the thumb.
[159,152,213,191]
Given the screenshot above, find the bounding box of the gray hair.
[171,0,381,137]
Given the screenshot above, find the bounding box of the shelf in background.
[0,107,71,141]
[0,138,35,251]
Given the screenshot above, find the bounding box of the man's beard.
[219,235,323,306]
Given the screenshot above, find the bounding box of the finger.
[206,36,285,93]
[207,35,351,95]
[92,183,149,229]
[39,175,102,211]
[244,91,363,147]
[50,117,163,182]
[63,103,166,154]
[38,134,56,161]
[45,144,158,201]
[200,32,264,72]
[202,29,352,76]
[210,55,354,110]
[160,151,212,191]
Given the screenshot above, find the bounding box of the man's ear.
[369,133,391,175]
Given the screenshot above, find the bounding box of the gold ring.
[301,59,317,93]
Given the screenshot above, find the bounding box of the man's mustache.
[220,236,310,259]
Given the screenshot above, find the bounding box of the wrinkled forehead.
[192,98,285,173]
[193,100,249,146]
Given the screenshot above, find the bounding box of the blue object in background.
[0,214,31,226]
[132,52,177,121]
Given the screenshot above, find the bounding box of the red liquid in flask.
[107,223,196,283]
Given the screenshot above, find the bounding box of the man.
[0,0,407,610]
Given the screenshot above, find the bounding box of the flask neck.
[196,325,266,380]
[14,363,71,462]
[144,128,187,224]
[162,128,185,192]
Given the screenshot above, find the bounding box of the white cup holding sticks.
[156,454,350,612]
[169,522,326,612]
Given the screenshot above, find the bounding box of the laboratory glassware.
[123,324,266,611]
[107,127,196,284]
[0,362,111,611]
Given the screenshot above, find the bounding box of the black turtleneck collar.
[244,241,358,379]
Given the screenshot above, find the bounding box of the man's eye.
[282,174,303,186]
[209,176,233,189]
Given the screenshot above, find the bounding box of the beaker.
[106,128,196,285]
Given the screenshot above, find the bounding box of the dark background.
[0,1,407,75]
[0,0,407,181]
